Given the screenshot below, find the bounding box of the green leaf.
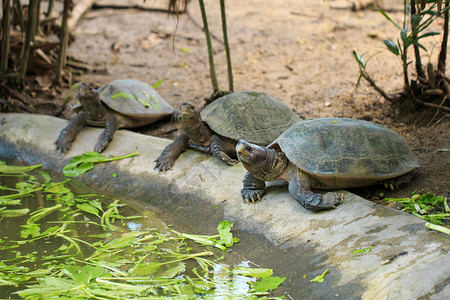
[89,200,104,212]
[352,50,366,68]
[250,276,286,292]
[130,262,160,276]
[352,246,374,254]
[20,224,41,238]
[0,199,21,205]
[159,262,186,278]
[179,47,191,53]
[417,30,440,39]
[411,14,422,28]
[378,9,401,29]
[217,220,239,247]
[111,172,117,177]
[63,151,139,177]
[37,170,52,183]
[0,208,29,218]
[76,203,101,218]
[70,82,82,90]
[16,182,37,193]
[310,268,329,283]
[0,164,42,174]
[63,265,104,284]
[44,181,71,194]
[383,39,400,56]
[233,267,273,278]
[152,78,164,88]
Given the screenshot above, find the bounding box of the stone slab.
[0,113,449,299]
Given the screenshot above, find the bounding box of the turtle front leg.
[154,133,190,171]
[55,112,88,153]
[210,135,238,165]
[288,173,342,211]
[241,171,266,204]
[94,115,119,153]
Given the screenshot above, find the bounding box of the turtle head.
[78,83,103,119]
[236,140,288,181]
[177,102,201,123]
[236,140,266,166]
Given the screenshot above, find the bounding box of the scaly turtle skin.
[154,91,300,171]
[236,117,419,211]
[55,79,173,153]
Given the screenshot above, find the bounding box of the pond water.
[0,162,288,299]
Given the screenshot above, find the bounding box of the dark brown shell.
[200,91,300,145]
[272,117,419,184]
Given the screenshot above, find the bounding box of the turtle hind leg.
[94,115,119,153]
[288,174,342,211]
[382,173,414,190]
[55,112,88,153]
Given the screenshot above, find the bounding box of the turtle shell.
[272,117,419,187]
[200,91,300,145]
[96,79,173,121]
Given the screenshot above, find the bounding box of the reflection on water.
[0,166,286,299]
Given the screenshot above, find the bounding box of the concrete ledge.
[1,113,449,299]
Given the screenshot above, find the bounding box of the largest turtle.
[154,91,300,171]
[236,117,419,211]
[56,79,174,153]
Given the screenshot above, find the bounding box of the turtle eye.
[245,145,252,152]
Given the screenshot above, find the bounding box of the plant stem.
[198,0,219,93]
[28,203,63,223]
[103,151,140,162]
[1,0,12,73]
[45,0,55,17]
[16,0,39,85]
[438,1,449,75]
[411,0,427,83]
[54,0,71,86]
[220,0,233,92]
[425,222,450,235]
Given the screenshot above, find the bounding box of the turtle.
[154,91,300,171]
[236,117,419,211]
[55,79,174,153]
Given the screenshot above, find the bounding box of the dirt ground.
[5,0,450,200]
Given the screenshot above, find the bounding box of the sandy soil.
[8,0,450,200]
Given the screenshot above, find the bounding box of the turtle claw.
[154,158,173,172]
[223,157,239,166]
[94,142,107,153]
[241,189,263,204]
[322,192,343,208]
[55,138,72,154]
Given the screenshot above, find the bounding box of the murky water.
[0,166,290,299]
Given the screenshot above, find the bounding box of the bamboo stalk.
[437,1,449,75]
[16,0,39,85]
[13,0,25,31]
[54,0,71,86]
[198,0,219,93]
[1,0,12,73]
[45,0,55,17]
[220,0,233,92]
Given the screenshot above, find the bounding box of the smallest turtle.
[56,79,173,153]
[236,118,419,211]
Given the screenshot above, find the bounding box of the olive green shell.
[272,117,419,186]
[75,79,173,123]
[200,91,300,145]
